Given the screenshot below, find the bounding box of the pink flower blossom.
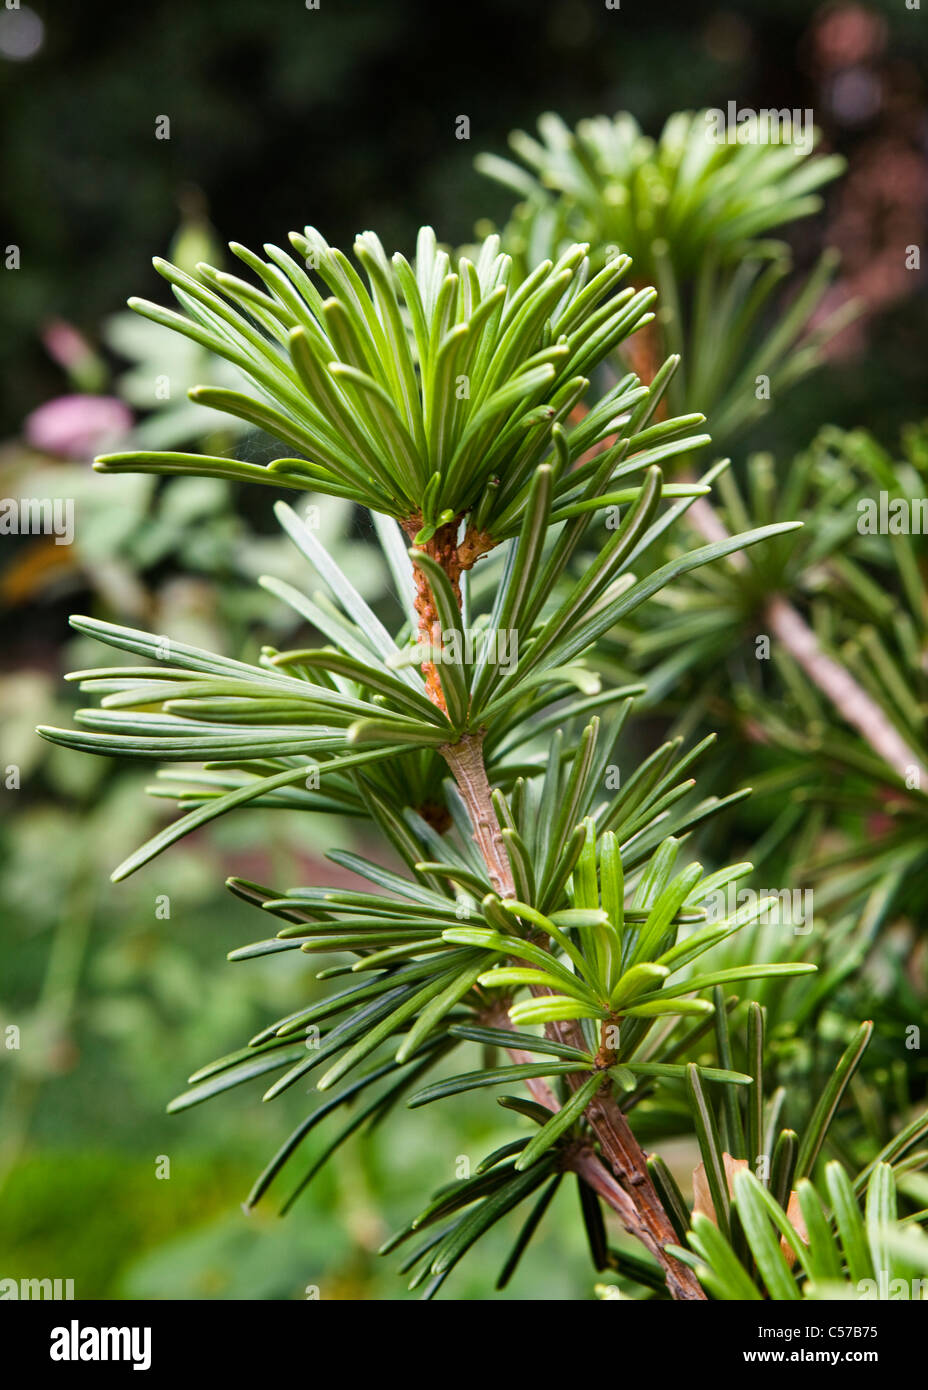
[24,394,133,461]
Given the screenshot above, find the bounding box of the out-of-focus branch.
[687,496,927,784]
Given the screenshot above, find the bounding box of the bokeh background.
[1,0,926,1299]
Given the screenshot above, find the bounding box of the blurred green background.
[1,0,926,1299]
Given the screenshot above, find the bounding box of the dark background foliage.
[4,0,927,439]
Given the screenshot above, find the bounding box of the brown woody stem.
[435,698,700,1295]
[479,1004,703,1297]
[546,1014,704,1300]
[410,508,703,1297]
[440,732,514,898]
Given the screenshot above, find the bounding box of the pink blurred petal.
[41,318,93,372]
[24,394,133,461]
